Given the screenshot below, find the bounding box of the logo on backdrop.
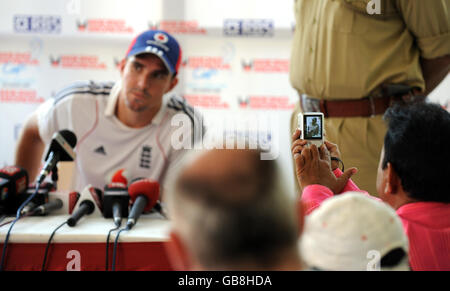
[14,15,62,34]
[49,54,107,70]
[0,89,45,104]
[241,59,289,73]
[147,20,207,35]
[183,95,230,109]
[183,56,232,94]
[76,19,133,34]
[0,52,40,66]
[182,57,232,70]
[238,96,295,110]
[223,19,274,37]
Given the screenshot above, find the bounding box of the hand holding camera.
[292,127,357,194]
[292,129,341,171]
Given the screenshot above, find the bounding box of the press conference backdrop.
[1,0,449,197]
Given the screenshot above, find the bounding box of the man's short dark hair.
[382,102,450,203]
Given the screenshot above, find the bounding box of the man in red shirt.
[292,102,450,271]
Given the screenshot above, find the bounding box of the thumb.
[335,167,358,193]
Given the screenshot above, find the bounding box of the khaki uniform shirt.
[290,0,450,196]
[290,0,450,99]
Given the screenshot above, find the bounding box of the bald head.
[177,149,271,206]
[167,149,301,270]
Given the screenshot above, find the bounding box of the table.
[0,214,174,271]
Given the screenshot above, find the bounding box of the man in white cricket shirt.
[14,30,202,195]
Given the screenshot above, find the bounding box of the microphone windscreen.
[128,179,159,212]
[111,169,128,185]
[59,129,77,148]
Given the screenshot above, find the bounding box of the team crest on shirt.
[154,32,169,44]
[140,146,152,169]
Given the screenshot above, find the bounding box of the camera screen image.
[304,116,322,139]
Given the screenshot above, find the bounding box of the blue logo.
[192,68,218,80]
[1,63,26,75]
[223,19,274,37]
[14,15,62,34]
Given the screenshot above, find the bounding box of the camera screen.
[304,115,322,139]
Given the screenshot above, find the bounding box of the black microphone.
[37,130,77,185]
[67,200,95,227]
[127,179,159,229]
[103,183,129,227]
[21,182,54,215]
[33,199,63,215]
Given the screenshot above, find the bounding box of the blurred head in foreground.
[165,148,303,270]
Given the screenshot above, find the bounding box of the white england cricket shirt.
[36,80,202,194]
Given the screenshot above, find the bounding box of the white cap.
[300,192,409,271]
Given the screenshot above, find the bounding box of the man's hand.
[292,131,357,194]
[292,129,342,170]
[324,140,341,170]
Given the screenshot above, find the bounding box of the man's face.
[120,54,177,113]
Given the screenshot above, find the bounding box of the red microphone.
[0,166,28,215]
[111,169,128,186]
[126,179,159,229]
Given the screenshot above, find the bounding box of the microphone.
[111,169,129,186]
[36,130,77,185]
[103,183,129,227]
[33,199,63,215]
[126,179,159,229]
[21,182,54,215]
[0,166,28,215]
[67,200,95,227]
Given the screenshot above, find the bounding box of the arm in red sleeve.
[301,169,378,215]
[301,184,335,215]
